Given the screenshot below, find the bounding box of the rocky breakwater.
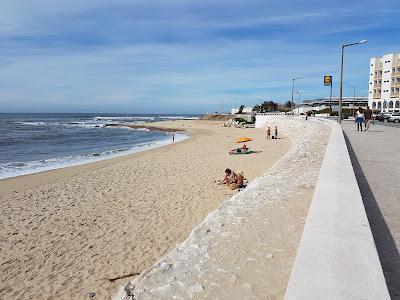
[105,123,185,133]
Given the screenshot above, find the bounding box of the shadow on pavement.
[344,132,400,298]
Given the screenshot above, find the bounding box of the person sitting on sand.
[219,168,237,185]
[229,171,245,190]
[240,143,248,151]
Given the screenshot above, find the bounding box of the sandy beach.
[0,120,290,299]
[114,117,331,300]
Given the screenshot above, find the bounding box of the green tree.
[252,104,261,113]
[284,101,294,109]
[261,101,278,112]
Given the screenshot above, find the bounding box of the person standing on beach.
[364,106,372,131]
[266,126,271,140]
[274,126,278,139]
[355,107,365,132]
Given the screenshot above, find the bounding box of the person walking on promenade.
[274,126,278,139]
[364,106,372,131]
[266,126,271,140]
[355,107,365,132]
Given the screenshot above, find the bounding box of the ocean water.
[0,113,197,179]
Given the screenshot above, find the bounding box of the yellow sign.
[324,75,332,86]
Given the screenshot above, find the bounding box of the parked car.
[389,112,400,123]
[375,112,392,122]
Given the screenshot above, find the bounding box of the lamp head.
[359,39,368,44]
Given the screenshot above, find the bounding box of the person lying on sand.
[229,171,245,190]
[218,168,237,185]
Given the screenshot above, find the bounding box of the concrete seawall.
[284,118,390,299]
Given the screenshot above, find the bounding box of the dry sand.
[115,117,331,300]
[0,120,290,299]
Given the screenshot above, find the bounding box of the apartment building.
[369,53,400,112]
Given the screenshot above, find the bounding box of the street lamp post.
[295,91,301,115]
[347,84,358,118]
[291,76,304,114]
[339,39,367,123]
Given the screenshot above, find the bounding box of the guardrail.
[284,119,390,299]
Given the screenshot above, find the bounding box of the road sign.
[324,75,332,86]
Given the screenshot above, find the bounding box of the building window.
[378,102,382,109]
[389,101,394,108]
[396,101,400,108]
[372,102,377,109]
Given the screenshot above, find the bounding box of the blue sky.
[1,0,400,113]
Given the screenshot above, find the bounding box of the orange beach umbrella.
[236,137,253,143]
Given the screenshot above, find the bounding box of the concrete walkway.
[342,120,400,298]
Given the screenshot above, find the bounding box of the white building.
[369,53,400,112]
[294,97,368,114]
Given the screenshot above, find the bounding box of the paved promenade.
[342,120,400,298]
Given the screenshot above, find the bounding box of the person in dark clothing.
[364,106,373,131]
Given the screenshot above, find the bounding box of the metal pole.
[298,92,301,115]
[330,81,333,111]
[353,87,356,117]
[339,45,345,123]
[291,78,295,114]
[338,39,367,122]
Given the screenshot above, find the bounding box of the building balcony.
[392,73,400,78]
[392,59,400,67]
[390,93,399,98]
[373,95,381,99]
